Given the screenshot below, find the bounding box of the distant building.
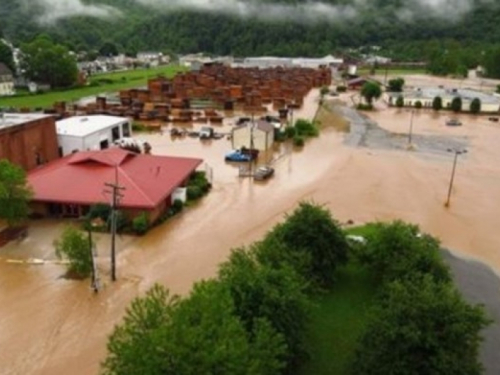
[28,148,203,220]
[137,52,169,67]
[237,55,343,69]
[231,120,275,151]
[387,87,500,113]
[0,63,15,96]
[56,115,132,156]
[0,113,59,170]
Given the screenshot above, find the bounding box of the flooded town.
[2,57,500,374]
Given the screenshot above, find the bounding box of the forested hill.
[1,0,500,58]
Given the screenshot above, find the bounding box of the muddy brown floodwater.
[2,83,500,374]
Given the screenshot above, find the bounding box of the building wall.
[58,120,131,156]
[0,81,14,96]
[0,116,59,170]
[390,95,500,113]
[232,127,274,151]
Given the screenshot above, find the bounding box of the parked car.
[253,166,275,181]
[225,150,252,162]
[200,127,215,139]
[446,118,462,126]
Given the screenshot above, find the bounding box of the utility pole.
[408,109,415,145]
[249,113,255,177]
[444,148,467,207]
[87,224,99,293]
[104,165,125,281]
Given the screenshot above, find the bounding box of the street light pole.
[408,110,415,145]
[445,148,467,207]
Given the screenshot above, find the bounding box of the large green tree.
[219,246,310,367]
[102,282,286,375]
[387,77,404,92]
[352,277,490,375]
[470,98,481,114]
[0,40,15,73]
[0,159,32,227]
[260,202,349,288]
[20,35,78,88]
[361,82,382,105]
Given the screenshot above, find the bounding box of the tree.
[99,41,119,57]
[361,82,382,105]
[260,202,349,288]
[395,96,404,107]
[432,96,443,111]
[20,35,78,88]
[415,100,422,109]
[483,48,500,79]
[359,221,451,285]
[470,98,481,114]
[54,226,93,278]
[0,159,32,227]
[352,277,490,375]
[0,41,15,73]
[102,282,286,375]
[451,96,462,112]
[219,246,310,367]
[387,77,405,92]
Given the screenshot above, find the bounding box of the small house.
[0,63,15,96]
[56,115,132,156]
[231,120,275,151]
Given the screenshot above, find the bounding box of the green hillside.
[1,0,500,61]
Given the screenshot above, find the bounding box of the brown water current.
[1,85,500,374]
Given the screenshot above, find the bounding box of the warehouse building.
[56,115,132,156]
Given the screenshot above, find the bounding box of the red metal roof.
[28,148,203,209]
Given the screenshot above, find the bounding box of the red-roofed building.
[28,148,203,221]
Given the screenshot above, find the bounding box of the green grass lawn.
[298,262,378,375]
[344,223,379,238]
[0,65,186,109]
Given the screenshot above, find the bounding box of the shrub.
[284,126,296,139]
[294,119,318,137]
[357,103,373,111]
[293,135,305,147]
[54,226,92,278]
[336,85,347,92]
[395,96,404,108]
[432,96,443,111]
[88,203,111,222]
[132,212,149,235]
[451,97,462,112]
[132,122,147,132]
[171,199,184,215]
[187,186,203,200]
[470,97,481,114]
[415,100,422,109]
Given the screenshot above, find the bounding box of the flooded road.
[2,86,500,374]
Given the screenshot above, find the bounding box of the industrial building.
[0,113,59,170]
[388,87,500,113]
[56,115,132,156]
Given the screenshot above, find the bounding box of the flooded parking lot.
[2,81,500,374]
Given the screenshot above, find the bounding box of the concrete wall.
[232,127,274,151]
[0,116,59,171]
[58,120,131,156]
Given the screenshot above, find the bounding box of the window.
[122,122,130,137]
[112,126,120,142]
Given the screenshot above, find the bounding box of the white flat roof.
[56,115,130,137]
[0,113,53,130]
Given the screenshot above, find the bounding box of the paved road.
[442,250,500,375]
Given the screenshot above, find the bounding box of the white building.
[0,63,15,96]
[237,55,343,69]
[56,115,132,156]
[231,120,275,151]
[388,87,500,113]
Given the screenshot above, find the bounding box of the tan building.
[231,120,275,151]
[0,113,59,171]
[0,63,14,96]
